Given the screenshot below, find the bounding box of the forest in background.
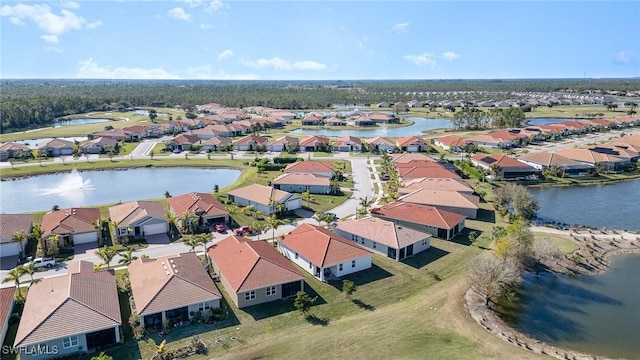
[1,78,639,133]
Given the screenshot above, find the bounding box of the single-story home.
[365,137,396,153]
[0,142,32,161]
[371,202,466,240]
[41,208,101,248]
[200,136,232,152]
[324,117,346,126]
[233,135,268,151]
[472,153,541,180]
[0,213,33,258]
[208,235,304,309]
[227,184,302,215]
[396,161,461,180]
[299,136,330,152]
[88,128,131,142]
[464,134,504,148]
[391,152,433,164]
[285,161,335,178]
[14,261,122,360]
[401,178,474,194]
[36,138,74,157]
[556,148,631,172]
[108,201,168,238]
[166,134,201,151]
[334,217,432,261]
[432,135,467,153]
[128,252,221,329]
[80,137,119,154]
[333,136,362,152]
[398,188,479,219]
[0,287,15,349]
[267,136,299,152]
[167,192,229,229]
[279,224,372,282]
[396,136,428,152]
[517,152,595,177]
[272,172,333,194]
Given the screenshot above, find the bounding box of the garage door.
[74,232,97,244]
[0,242,21,257]
[143,223,168,235]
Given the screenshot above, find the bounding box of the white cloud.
[44,45,63,53]
[168,7,191,21]
[199,23,213,30]
[184,64,258,80]
[58,2,80,9]
[77,58,180,79]
[613,50,635,65]
[217,49,234,60]
[41,34,59,43]
[177,0,223,13]
[392,22,409,33]
[177,0,204,7]
[204,0,223,13]
[0,3,101,42]
[403,53,437,67]
[442,51,459,60]
[240,57,327,71]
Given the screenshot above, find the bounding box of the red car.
[234,226,251,236]
[214,224,226,233]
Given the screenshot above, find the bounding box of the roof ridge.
[138,274,172,315]
[234,253,260,292]
[15,298,70,346]
[173,275,219,296]
[70,297,121,324]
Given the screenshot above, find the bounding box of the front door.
[406,244,413,257]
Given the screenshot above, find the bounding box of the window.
[351,234,357,242]
[295,253,298,259]
[118,227,128,236]
[373,242,376,249]
[351,260,356,268]
[266,286,276,296]
[62,336,79,349]
[245,290,256,301]
[361,239,364,244]
[198,301,210,312]
[338,263,343,271]
[422,239,429,246]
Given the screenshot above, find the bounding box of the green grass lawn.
[532,232,579,254]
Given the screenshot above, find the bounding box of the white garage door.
[74,232,98,244]
[0,242,22,257]
[144,223,168,235]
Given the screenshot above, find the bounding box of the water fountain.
[41,169,95,196]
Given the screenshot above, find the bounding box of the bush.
[273,157,300,164]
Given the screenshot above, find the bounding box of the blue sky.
[1,1,639,80]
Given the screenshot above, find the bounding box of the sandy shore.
[465,227,640,359]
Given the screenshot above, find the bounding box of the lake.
[54,118,112,127]
[499,254,640,359]
[529,179,640,231]
[289,117,451,138]
[15,137,89,149]
[0,167,240,213]
[526,118,577,126]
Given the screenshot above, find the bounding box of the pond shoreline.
[465,228,640,359]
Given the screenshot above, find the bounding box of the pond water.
[53,118,112,127]
[526,118,581,126]
[15,137,89,149]
[289,118,451,138]
[0,167,240,213]
[499,254,640,359]
[133,110,169,116]
[529,179,640,231]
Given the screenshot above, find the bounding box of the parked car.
[380,174,390,181]
[234,225,251,236]
[214,224,226,233]
[24,257,56,269]
[172,148,182,154]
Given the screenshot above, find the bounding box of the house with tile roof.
[0,287,15,349]
[301,114,323,126]
[0,214,33,258]
[201,136,232,152]
[464,134,505,148]
[167,192,228,229]
[517,152,595,176]
[279,224,372,282]
[324,117,346,126]
[267,136,299,152]
[334,217,431,261]
[396,161,461,180]
[299,136,330,152]
[272,172,333,194]
[432,135,467,153]
[228,184,301,215]
[0,142,32,161]
[14,261,122,359]
[396,136,428,152]
[88,128,131,141]
[80,137,119,154]
[166,134,201,152]
[208,236,304,308]
[371,202,466,240]
[365,137,396,153]
[472,153,540,180]
[398,188,479,219]
[41,208,101,249]
[401,178,474,194]
[333,136,362,152]
[36,138,74,157]
[391,152,434,164]
[233,135,268,151]
[285,160,335,178]
[128,252,221,328]
[108,201,168,238]
[555,148,631,172]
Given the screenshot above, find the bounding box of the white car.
[24,257,56,269]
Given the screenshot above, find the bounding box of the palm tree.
[182,235,199,253]
[301,190,313,208]
[313,213,334,228]
[93,219,105,245]
[30,224,43,241]
[181,211,197,234]
[118,247,137,266]
[11,231,27,260]
[358,196,375,215]
[166,211,178,238]
[265,215,285,242]
[95,247,118,270]
[3,267,25,301]
[251,221,267,240]
[22,261,41,285]
[196,233,212,254]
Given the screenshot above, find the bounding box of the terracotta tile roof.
[555,148,627,164]
[269,136,299,146]
[15,261,121,347]
[335,217,431,249]
[0,142,30,151]
[402,178,473,193]
[299,135,330,147]
[228,184,299,206]
[433,135,467,147]
[473,153,537,170]
[280,224,371,267]
[397,163,461,179]
[167,192,227,218]
[208,236,303,292]
[391,153,432,163]
[190,126,224,137]
[82,137,118,148]
[128,252,221,316]
[333,136,362,146]
[108,201,167,227]
[41,208,100,238]
[91,128,131,138]
[371,202,466,230]
[36,138,73,149]
[396,135,426,146]
[273,172,331,186]
[464,134,502,145]
[0,214,33,243]
[398,189,479,210]
[233,135,268,146]
[285,161,334,173]
[170,134,201,145]
[365,137,395,146]
[0,286,15,340]
[518,152,588,167]
[487,130,527,140]
[202,136,232,146]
